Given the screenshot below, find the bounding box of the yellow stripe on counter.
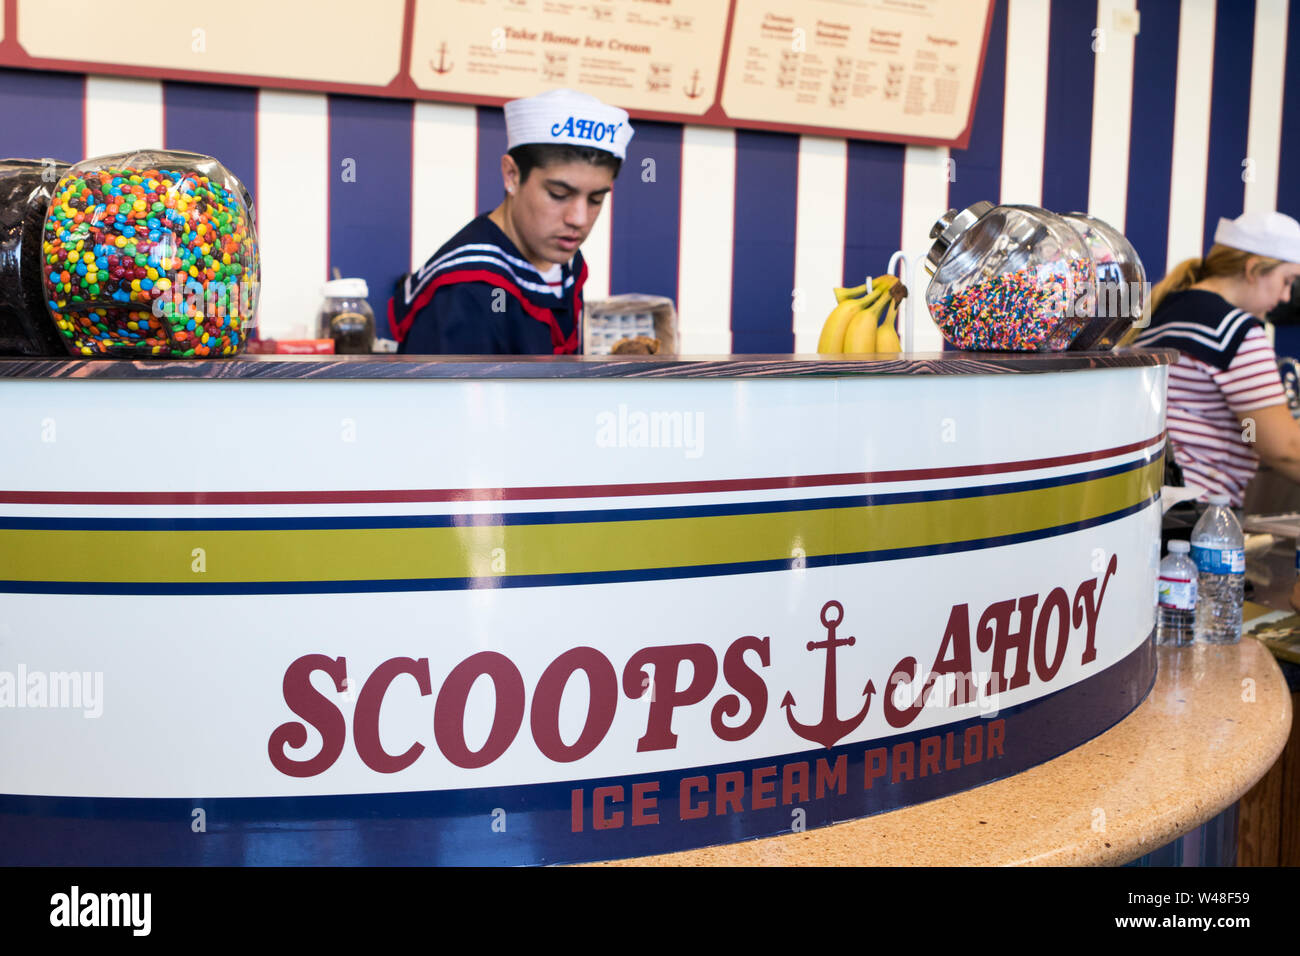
[0,460,1161,583]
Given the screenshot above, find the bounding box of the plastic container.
[1156,539,1197,647]
[0,159,68,355]
[923,201,1120,351]
[1060,212,1147,350]
[41,149,259,357]
[1191,495,1245,644]
[317,278,375,354]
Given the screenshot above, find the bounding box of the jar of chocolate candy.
[0,159,68,356]
[924,202,1101,352]
[41,149,259,358]
[317,278,375,354]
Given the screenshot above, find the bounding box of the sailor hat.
[1214,211,1300,263]
[504,88,634,161]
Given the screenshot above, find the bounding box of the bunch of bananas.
[816,277,906,354]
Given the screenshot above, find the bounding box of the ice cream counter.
[0,348,1280,866]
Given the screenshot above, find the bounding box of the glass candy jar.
[1059,212,1148,350]
[41,149,259,357]
[924,202,1099,351]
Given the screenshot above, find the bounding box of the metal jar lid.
[925,200,995,273]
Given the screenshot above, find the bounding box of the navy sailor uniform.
[1135,289,1288,504]
[390,214,586,355]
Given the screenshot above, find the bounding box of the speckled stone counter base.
[590,639,1291,866]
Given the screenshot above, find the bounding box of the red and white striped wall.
[2,0,1298,353]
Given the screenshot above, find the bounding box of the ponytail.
[1148,257,1202,316]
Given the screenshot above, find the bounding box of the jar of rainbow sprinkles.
[41,149,258,358]
[924,201,1108,352]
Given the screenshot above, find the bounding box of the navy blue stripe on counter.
[1041,0,1095,215]
[948,0,1006,214]
[0,450,1157,532]
[475,106,508,217]
[0,638,1155,865]
[731,130,799,354]
[0,493,1159,595]
[328,96,413,339]
[163,82,258,204]
[1202,0,1255,254]
[1126,0,1181,278]
[0,68,83,162]
[610,120,682,303]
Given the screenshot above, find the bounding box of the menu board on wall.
[0,0,994,147]
[410,0,730,116]
[11,0,408,87]
[721,0,992,143]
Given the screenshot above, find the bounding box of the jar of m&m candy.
[0,158,68,356]
[41,149,259,358]
[924,202,1101,352]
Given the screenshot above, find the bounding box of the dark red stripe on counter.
[0,434,1163,505]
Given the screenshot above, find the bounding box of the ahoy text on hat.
[503,88,635,161]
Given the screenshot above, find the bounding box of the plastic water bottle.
[1190,494,1245,644]
[1156,540,1197,646]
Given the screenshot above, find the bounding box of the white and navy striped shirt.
[1135,290,1286,506]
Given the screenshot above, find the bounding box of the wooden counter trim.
[0,349,1176,381]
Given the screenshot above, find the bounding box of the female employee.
[390,89,633,355]
[1135,211,1300,507]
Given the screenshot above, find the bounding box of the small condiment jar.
[318,278,375,354]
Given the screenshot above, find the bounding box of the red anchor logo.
[781,600,875,749]
[431,42,454,75]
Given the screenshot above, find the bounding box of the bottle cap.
[1208,493,1231,506]
[1168,540,1190,553]
[323,278,369,300]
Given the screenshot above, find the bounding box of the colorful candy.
[41,151,258,357]
[929,259,1095,351]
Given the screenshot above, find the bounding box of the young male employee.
[391,89,633,354]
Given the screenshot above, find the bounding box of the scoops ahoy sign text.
[266,556,1126,861]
